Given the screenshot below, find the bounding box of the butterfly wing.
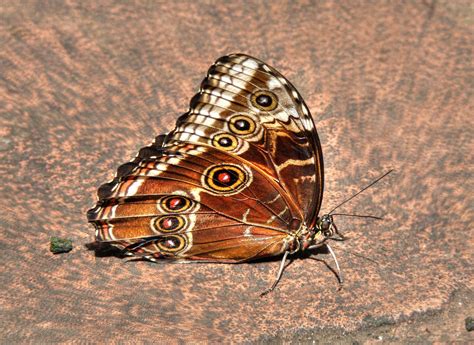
[166,54,323,226]
[88,141,294,262]
[87,54,324,261]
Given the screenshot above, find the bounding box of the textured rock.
[0,1,472,343]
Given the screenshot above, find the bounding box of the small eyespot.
[229,115,256,135]
[157,235,186,253]
[154,215,186,233]
[250,90,278,111]
[161,196,191,213]
[211,133,238,151]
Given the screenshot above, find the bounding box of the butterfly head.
[318,214,336,238]
[301,214,343,251]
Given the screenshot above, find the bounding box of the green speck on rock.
[466,317,474,332]
[50,237,73,254]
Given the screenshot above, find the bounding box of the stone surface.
[0,1,472,343]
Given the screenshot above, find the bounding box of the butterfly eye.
[203,164,250,193]
[250,90,278,111]
[157,235,186,253]
[154,215,186,233]
[212,133,238,151]
[229,115,256,135]
[161,196,191,212]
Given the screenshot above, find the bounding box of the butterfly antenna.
[328,169,394,215]
[330,213,383,220]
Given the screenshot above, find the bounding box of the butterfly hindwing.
[88,142,297,261]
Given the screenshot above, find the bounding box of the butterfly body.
[88,54,335,269]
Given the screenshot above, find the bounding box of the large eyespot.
[211,133,238,151]
[157,235,186,253]
[161,196,192,213]
[250,90,278,111]
[202,164,251,194]
[229,115,256,135]
[153,215,186,233]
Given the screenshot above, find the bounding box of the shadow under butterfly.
[87,53,390,295]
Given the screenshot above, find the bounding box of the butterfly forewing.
[167,54,323,223]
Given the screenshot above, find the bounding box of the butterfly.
[87,53,345,294]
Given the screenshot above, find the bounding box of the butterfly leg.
[308,244,344,289]
[326,244,344,290]
[260,251,290,297]
[331,222,347,241]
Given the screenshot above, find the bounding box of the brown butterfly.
[87,54,345,294]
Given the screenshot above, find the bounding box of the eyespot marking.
[250,90,278,111]
[211,133,238,151]
[152,215,187,233]
[161,196,192,213]
[229,115,256,135]
[157,235,186,253]
[202,164,252,195]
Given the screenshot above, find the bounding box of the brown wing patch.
[88,142,297,262]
